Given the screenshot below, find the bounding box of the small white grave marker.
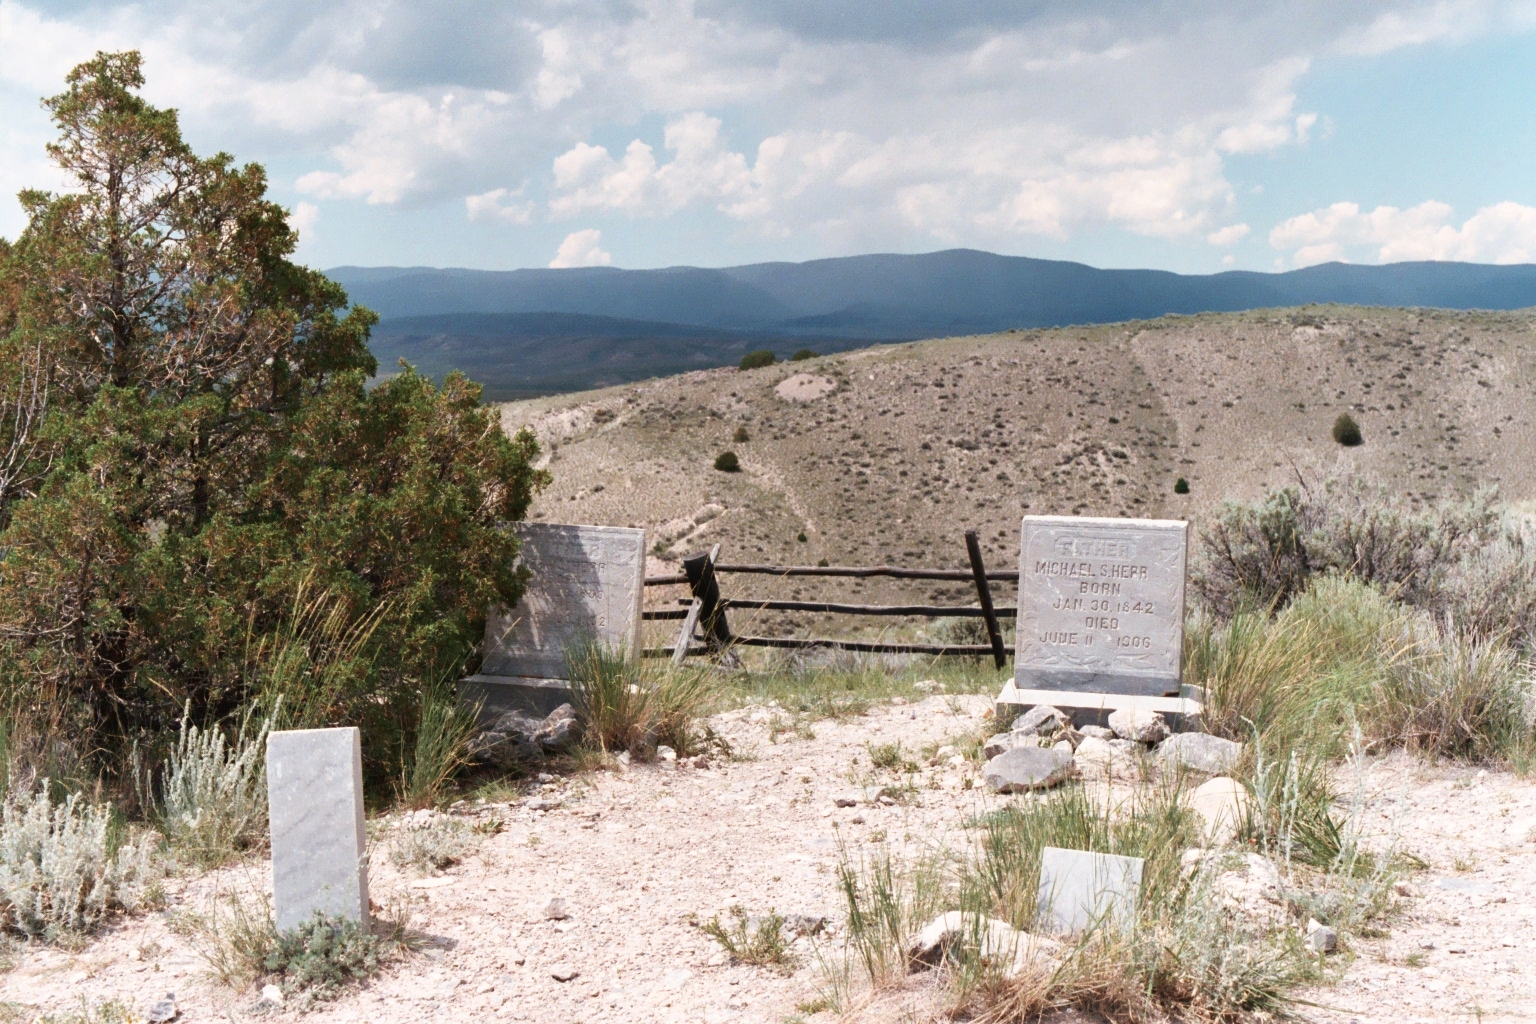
[1036,846,1143,936]
[267,727,369,933]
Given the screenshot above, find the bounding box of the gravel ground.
[0,700,1530,1023]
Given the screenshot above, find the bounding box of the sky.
[2,1,1535,274]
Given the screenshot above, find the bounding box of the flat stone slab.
[267,728,369,933]
[982,746,1075,793]
[997,681,1202,731]
[1015,516,1187,697]
[1037,846,1143,936]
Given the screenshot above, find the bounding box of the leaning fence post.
[671,598,703,665]
[682,543,733,653]
[965,530,1008,669]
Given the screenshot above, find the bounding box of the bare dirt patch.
[774,374,838,403]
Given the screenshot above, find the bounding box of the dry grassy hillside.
[499,305,1536,641]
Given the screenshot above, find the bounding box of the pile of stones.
[981,705,1243,793]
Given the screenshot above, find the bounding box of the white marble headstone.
[1036,846,1143,936]
[481,523,646,680]
[1015,516,1188,698]
[267,728,369,933]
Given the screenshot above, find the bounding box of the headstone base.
[460,673,575,721]
[995,680,1203,732]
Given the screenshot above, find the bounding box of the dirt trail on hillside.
[1,699,1532,1023]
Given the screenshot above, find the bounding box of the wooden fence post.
[682,543,733,652]
[965,530,1008,670]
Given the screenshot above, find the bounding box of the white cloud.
[1207,223,1251,246]
[549,113,752,218]
[4,0,1534,261]
[549,228,612,268]
[466,187,533,224]
[288,201,319,237]
[1270,200,1536,265]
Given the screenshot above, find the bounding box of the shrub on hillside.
[733,425,750,443]
[1191,473,1507,623]
[1332,412,1364,446]
[0,53,548,788]
[739,350,776,370]
[1174,477,1190,494]
[714,451,741,472]
[791,349,818,361]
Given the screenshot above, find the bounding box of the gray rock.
[544,897,570,920]
[1073,735,1136,780]
[146,994,177,1023]
[1159,732,1243,774]
[551,965,580,982]
[472,703,581,765]
[1107,708,1169,744]
[983,732,1039,760]
[259,983,285,1007]
[534,704,579,752]
[1010,704,1071,737]
[657,744,678,762]
[982,746,1075,793]
[1079,725,1115,740]
[833,791,861,808]
[1306,922,1338,953]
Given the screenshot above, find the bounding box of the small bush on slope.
[1192,473,1536,651]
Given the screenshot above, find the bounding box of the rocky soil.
[0,696,1531,1023]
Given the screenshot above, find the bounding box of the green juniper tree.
[0,52,546,769]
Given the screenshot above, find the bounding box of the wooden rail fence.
[642,529,1017,668]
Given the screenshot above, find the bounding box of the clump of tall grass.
[139,702,273,867]
[398,681,478,808]
[828,778,1338,1022]
[565,641,714,756]
[1189,572,1536,763]
[0,784,157,940]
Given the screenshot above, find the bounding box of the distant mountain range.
[332,251,1536,400]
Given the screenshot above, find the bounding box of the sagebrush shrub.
[148,703,271,866]
[1192,473,1502,620]
[0,785,155,939]
[791,349,818,361]
[739,350,776,370]
[389,817,472,874]
[714,451,741,472]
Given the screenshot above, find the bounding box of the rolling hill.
[494,305,1536,647]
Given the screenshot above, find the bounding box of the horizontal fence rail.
[645,563,1018,586]
[643,598,1018,620]
[643,529,1017,667]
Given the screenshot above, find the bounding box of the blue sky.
[2,1,1534,273]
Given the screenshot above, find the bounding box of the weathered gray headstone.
[1015,515,1188,697]
[267,728,369,933]
[1036,846,1143,936]
[461,523,646,717]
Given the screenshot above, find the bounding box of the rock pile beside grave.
[980,704,1243,791]
[469,703,580,766]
